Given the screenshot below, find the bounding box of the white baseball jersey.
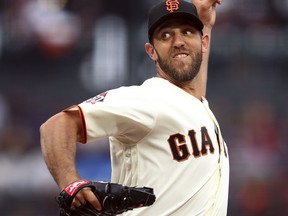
[68,77,229,216]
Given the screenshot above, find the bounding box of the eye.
[183,29,194,35]
[161,32,171,40]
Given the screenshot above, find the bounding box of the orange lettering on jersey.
[168,126,216,162]
[168,133,190,162]
[188,129,201,158]
[166,0,180,13]
[200,127,215,155]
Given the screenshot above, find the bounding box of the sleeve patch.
[85,91,108,104]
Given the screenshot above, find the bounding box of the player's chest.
[150,102,224,161]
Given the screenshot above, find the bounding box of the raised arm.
[192,0,222,97]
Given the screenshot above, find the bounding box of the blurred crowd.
[0,0,288,215]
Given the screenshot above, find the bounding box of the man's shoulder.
[142,77,170,87]
[108,78,161,95]
[103,78,175,104]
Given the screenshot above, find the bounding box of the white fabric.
[73,77,229,216]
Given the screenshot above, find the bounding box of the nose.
[173,33,185,48]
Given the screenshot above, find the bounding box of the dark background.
[0,0,287,215]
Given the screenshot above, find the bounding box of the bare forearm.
[198,26,212,97]
[40,112,81,189]
[203,26,212,63]
[192,0,221,97]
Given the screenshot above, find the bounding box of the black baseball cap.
[148,0,204,42]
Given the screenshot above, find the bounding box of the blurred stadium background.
[0,0,288,215]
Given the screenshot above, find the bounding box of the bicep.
[61,110,84,143]
[40,110,83,143]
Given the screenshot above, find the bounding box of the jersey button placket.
[125,148,132,170]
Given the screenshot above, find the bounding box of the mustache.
[170,47,190,56]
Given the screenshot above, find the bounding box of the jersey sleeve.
[65,87,157,145]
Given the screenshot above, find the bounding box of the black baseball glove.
[57,180,156,216]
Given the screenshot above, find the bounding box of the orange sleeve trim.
[63,105,88,144]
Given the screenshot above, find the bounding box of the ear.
[201,34,210,54]
[145,43,158,61]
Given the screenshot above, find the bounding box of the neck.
[156,72,203,100]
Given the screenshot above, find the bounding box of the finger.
[192,0,217,11]
[71,190,87,209]
[83,190,102,211]
[194,0,222,6]
[216,0,222,5]
[71,198,84,209]
[208,0,222,7]
[213,0,222,7]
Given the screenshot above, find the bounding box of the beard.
[157,49,202,83]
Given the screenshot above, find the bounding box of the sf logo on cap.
[166,0,180,13]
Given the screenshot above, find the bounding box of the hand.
[57,180,156,216]
[72,188,102,211]
[192,0,222,29]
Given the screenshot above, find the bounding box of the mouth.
[173,52,189,60]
